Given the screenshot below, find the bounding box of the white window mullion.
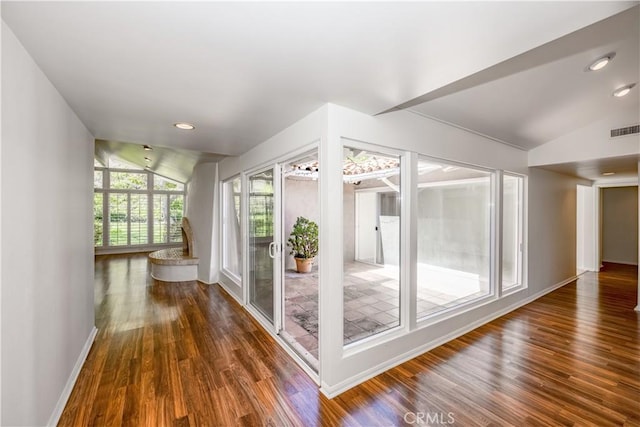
[100,190,106,248]
[501,172,526,292]
[127,193,132,246]
[494,170,504,298]
[148,172,154,245]
[518,177,525,287]
[103,170,110,246]
[242,172,249,305]
[165,194,170,243]
[404,152,417,331]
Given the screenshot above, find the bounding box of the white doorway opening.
[355,191,379,264]
[576,185,597,274]
[600,185,638,266]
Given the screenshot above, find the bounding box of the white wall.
[528,108,640,167]
[526,168,580,292]
[601,186,638,265]
[1,21,95,426]
[185,162,219,284]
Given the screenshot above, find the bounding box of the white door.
[356,192,378,264]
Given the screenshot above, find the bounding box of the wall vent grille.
[610,124,639,138]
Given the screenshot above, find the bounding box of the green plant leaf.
[286,216,318,259]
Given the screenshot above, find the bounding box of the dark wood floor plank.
[58,255,639,426]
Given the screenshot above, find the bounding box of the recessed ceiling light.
[602,172,615,176]
[613,83,636,98]
[174,122,195,130]
[586,53,615,71]
[143,145,152,151]
[144,157,151,162]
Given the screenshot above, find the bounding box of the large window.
[94,167,186,249]
[343,146,401,345]
[416,157,493,319]
[222,177,242,280]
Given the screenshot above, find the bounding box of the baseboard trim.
[320,276,577,398]
[601,260,638,266]
[47,326,98,426]
[95,244,180,256]
[216,280,243,305]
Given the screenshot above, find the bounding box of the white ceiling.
[2,1,638,182]
[536,155,639,183]
[407,5,639,151]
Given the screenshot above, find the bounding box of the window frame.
[94,167,186,251]
[413,154,497,325]
[500,171,526,294]
[342,141,407,352]
[221,175,243,285]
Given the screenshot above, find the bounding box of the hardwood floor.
[59,256,639,426]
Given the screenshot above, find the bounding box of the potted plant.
[287,216,318,273]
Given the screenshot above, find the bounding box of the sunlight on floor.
[283,261,487,363]
[352,263,483,300]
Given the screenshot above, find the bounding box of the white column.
[318,105,343,391]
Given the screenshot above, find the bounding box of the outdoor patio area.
[282,261,487,365]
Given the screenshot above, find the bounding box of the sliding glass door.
[248,168,278,323]
[280,152,319,372]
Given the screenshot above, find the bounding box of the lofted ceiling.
[2,1,638,183]
[95,139,224,184]
[405,5,639,151]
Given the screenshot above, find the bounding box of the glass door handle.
[268,241,277,259]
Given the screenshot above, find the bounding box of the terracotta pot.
[294,257,314,273]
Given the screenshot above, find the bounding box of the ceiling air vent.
[610,124,639,138]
